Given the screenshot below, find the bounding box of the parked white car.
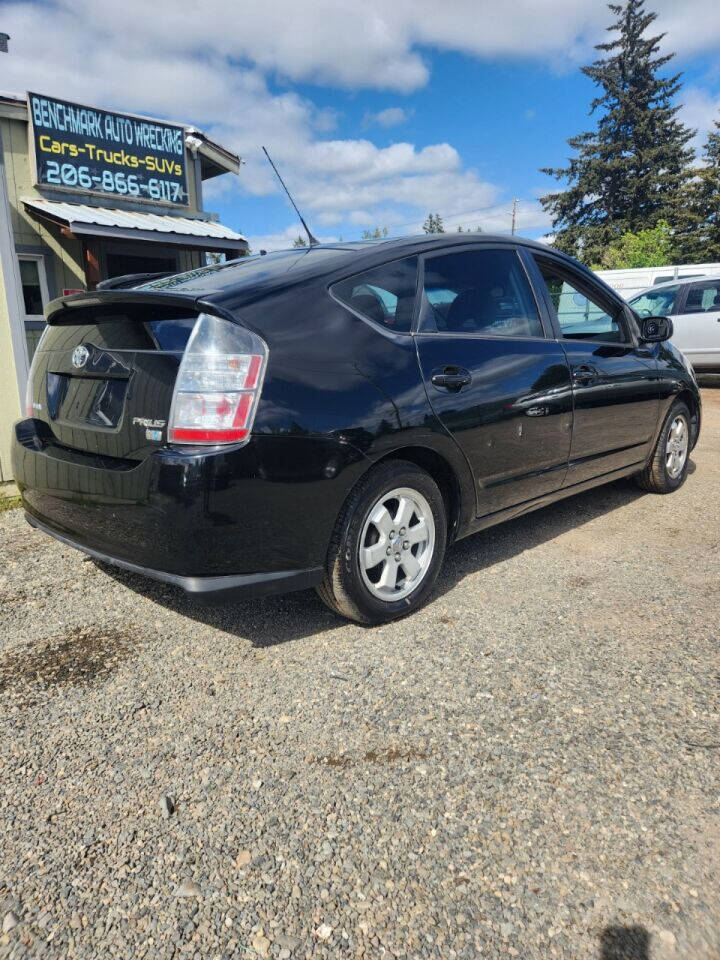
[628,276,720,371]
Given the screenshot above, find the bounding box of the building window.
[18,255,49,318]
[18,255,49,365]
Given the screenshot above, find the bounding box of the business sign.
[28,92,189,206]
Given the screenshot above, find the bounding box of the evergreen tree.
[422,213,445,234]
[361,226,389,240]
[292,235,308,247]
[540,0,695,264]
[702,120,720,258]
[677,117,720,262]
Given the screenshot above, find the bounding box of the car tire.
[634,401,692,494]
[317,460,448,624]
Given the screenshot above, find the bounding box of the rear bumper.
[12,417,369,591]
[25,513,323,601]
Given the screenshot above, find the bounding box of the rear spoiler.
[44,290,238,326]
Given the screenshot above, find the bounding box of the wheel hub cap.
[665,415,689,480]
[359,487,435,602]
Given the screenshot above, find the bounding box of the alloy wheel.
[359,487,436,602]
[665,414,689,480]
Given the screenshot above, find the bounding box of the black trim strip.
[25,514,324,601]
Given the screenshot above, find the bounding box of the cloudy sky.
[2,0,720,250]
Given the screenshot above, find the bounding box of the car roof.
[629,274,720,297]
[138,233,583,307]
[50,232,613,321]
[303,233,553,255]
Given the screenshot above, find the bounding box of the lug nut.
[386,546,392,556]
[389,531,396,541]
[403,540,409,550]
[394,552,401,561]
[399,527,406,535]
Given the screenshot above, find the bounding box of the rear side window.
[330,257,418,332]
[682,282,720,314]
[421,248,543,337]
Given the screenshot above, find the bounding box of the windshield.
[629,286,680,317]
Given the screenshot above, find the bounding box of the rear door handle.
[572,364,598,384]
[430,366,472,391]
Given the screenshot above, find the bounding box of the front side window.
[535,258,625,343]
[330,257,418,332]
[421,248,543,337]
[682,282,720,314]
[629,286,680,317]
[19,257,46,317]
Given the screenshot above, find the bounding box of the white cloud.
[7,1,720,97]
[2,0,714,245]
[681,87,720,154]
[244,224,323,253]
[5,1,719,100]
[1,4,504,232]
[364,107,411,128]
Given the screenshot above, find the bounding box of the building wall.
[0,107,208,479]
[0,104,233,482]
[1,115,87,294]
[0,264,22,483]
[1,112,204,303]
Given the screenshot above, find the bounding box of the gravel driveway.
[1,388,719,960]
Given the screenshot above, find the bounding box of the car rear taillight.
[25,369,34,418]
[25,328,49,417]
[168,313,268,445]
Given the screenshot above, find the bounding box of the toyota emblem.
[72,345,90,369]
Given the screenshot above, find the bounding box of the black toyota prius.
[13,235,701,623]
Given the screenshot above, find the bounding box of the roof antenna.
[262,146,318,247]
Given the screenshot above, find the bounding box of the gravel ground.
[1,388,719,960]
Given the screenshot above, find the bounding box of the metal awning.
[22,198,248,253]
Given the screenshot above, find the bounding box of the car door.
[527,253,659,486]
[414,244,573,518]
[671,280,720,370]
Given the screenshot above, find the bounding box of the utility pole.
[511,198,518,236]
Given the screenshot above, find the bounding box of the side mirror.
[639,315,673,343]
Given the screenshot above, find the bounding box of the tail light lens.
[25,327,50,417]
[168,313,268,445]
[25,367,35,418]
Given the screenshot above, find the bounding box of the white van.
[596,263,720,300]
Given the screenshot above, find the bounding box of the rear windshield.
[140,248,354,297]
[44,305,199,352]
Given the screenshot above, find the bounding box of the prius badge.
[72,345,89,369]
[132,417,166,443]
